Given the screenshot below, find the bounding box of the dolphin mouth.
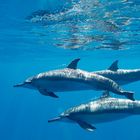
[48,117,61,123]
[13,83,25,87]
[48,116,62,123]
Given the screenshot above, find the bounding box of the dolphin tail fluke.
[122,91,135,101]
[48,117,61,123]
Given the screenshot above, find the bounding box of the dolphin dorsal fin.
[67,58,80,69]
[108,60,119,71]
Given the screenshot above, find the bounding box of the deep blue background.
[0,0,140,140]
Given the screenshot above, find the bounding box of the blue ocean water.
[1,0,140,139]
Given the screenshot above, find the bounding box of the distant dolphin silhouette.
[48,96,140,131]
[93,60,140,85]
[14,59,134,100]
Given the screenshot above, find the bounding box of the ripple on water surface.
[24,0,140,51]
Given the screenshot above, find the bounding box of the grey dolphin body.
[48,96,140,131]
[93,60,140,85]
[14,59,134,100]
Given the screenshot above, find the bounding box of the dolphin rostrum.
[14,59,134,100]
[93,60,140,85]
[48,96,140,131]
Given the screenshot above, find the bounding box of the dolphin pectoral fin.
[108,60,119,71]
[68,116,96,132]
[67,58,80,69]
[77,120,96,132]
[122,91,135,101]
[38,88,59,98]
[47,91,59,98]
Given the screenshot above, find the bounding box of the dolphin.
[93,60,140,85]
[14,59,134,100]
[48,96,140,131]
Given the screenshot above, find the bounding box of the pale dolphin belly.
[75,113,131,124]
[34,79,94,92]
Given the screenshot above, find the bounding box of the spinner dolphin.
[93,60,140,85]
[14,59,134,100]
[48,96,140,131]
